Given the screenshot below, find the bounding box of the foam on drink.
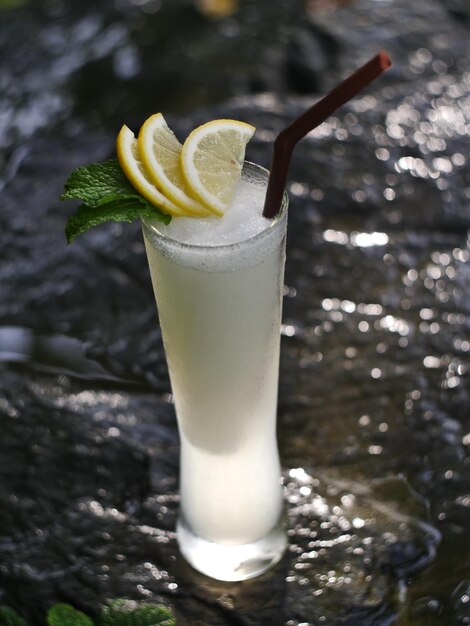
[157,173,272,246]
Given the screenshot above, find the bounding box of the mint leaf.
[99,600,175,626]
[47,604,94,626]
[64,198,170,244]
[61,160,138,208]
[61,159,172,243]
[0,606,29,626]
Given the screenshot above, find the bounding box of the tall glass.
[141,163,288,581]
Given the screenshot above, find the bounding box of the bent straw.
[262,50,392,218]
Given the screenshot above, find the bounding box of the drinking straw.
[262,51,392,219]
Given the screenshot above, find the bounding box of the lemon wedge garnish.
[138,113,210,217]
[180,119,256,216]
[116,125,187,217]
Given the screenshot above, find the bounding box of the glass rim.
[141,161,288,253]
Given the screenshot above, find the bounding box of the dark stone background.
[0,0,469,624]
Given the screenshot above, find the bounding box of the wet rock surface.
[1,0,470,624]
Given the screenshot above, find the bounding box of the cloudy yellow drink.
[142,163,288,580]
[62,113,290,581]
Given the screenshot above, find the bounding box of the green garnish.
[61,160,171,244]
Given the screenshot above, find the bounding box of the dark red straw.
[262,50,392,218]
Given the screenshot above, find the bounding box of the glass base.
[177,515,287,582]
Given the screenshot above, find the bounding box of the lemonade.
[63,53,391,582]
[142,163,288,580]
[62,114,288,580]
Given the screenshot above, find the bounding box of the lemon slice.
[116,125,187,217]
[138,113,209,217]
[180,119,256,216]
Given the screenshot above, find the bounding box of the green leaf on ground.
[99,599,175,626]
[0,606,29,626]
[47,603,95,626]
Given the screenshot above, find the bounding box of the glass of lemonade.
[141,162,288,581]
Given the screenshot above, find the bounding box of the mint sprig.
[61,160,171,244]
